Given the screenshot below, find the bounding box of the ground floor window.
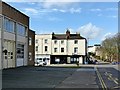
[17,44,24,59]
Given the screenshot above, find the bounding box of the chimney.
[66,28,70,39]
[76,32,80,36]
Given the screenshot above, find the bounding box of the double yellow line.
[95,67,107,90]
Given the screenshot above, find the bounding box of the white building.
[0,1,29,69]
[35,30,87,65]
[88,44,101,56]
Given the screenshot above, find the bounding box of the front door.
[3,40,15,69]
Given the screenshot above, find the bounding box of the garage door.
[16,44,24,67]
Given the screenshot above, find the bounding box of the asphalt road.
[2,65,120,89]
[96,67,120,89]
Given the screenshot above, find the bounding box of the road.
[2,64,120,89]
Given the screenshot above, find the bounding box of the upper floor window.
[74,47,78,53]
[17,23,26,36]
[45,46,48,52]
[61,40,64,44]
[29,37,32,46]
[74,40,78,44]
[61,48,64,52]
[44,39,48,44]
[4,17,15,33]
[54,48,57,52]
[36,39,38,43]
[36,46,38,51]
[54,40,57,44]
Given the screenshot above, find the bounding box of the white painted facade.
[35,33,87,64]
[35,34,52,65]
[88,45,101,57]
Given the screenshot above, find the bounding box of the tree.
[100,33,119,62]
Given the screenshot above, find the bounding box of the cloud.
[77,23,102,39]
[101,32,116,41]
[41,0,74,9]
[107,15,117,18]
[90,8,102,12]
[69,8,81,13]
[24,8,39,15]
[105,8,118,11]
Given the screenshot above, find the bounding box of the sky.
[3,0,118,46]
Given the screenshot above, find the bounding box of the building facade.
[35,30,87,65]
[28,30,35,66]
[0,1,29,69]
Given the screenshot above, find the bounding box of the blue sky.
[5,1,118,46]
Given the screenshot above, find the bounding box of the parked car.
[35,58,47,66]
[93,60,99,64]
[112,62,120,65]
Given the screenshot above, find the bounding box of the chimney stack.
[66,28,70,39]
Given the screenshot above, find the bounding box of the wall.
[35,34,52,55]
[68,39,86,55]
[2,2,29,26]
[52,40,67,55]
[28,30,35,66]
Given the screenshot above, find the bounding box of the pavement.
[2,62,120,89]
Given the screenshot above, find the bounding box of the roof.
[52,34,86,40]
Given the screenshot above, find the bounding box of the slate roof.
[52,34,86,40]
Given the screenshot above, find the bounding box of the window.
[4,17,15,33]
[61,40,64,44]
[17,23,26,36]
[45,46,48,52]
[61,48,64,52]
[36,46,38,51]
[29,37,32,45]
[54,40,57,44]
[44,39,48,44]
[54,48,57,52]
[17,44,24,58]
[36,39,38,43]
[74,40,78,44]
[74,47,78,53]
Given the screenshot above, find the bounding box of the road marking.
[104,72,118,85]
[95,67,107,90]
[113,86,120,89]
